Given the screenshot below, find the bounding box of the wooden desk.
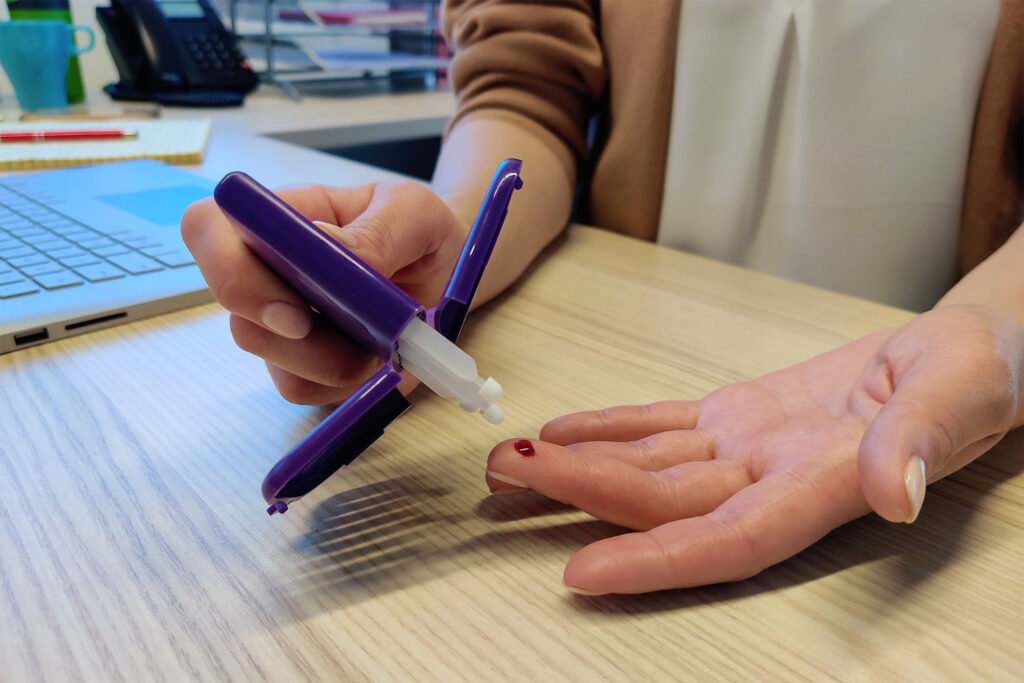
[1,227,1021,680]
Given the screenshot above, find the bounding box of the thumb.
[315,181,461,281]
[857,342,1014,524]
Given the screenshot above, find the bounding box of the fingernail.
[486,470,530,489]
[261,301,312,339]
[903,456,927,523]
[313,220,358,248]
[565,583,607,596]
[492,487,525,496]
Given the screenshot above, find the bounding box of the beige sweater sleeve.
[442,0,606,176]
[442,1,680,243]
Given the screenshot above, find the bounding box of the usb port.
[13,328,49,346]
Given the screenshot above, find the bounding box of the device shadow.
[282,429,1021,621]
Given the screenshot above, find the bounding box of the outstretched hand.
[485,305,1024,594]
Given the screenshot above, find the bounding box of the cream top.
[658,0,1000,310]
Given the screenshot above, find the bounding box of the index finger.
[180,184,373,339]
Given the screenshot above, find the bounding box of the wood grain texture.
[1,226,1021,681]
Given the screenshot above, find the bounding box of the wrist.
[937,225,1024,326]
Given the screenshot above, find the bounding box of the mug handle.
[68,25,95,57]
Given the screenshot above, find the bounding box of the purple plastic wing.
[261,366,408,514]
[429,158,524,342]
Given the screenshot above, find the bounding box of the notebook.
[0,118,212,171]
[0,159,216,353]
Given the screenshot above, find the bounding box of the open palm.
[484,307,1024,594]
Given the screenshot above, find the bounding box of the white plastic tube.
[396,317,504,424]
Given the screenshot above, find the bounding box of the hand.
[181,181,469,405]
[484,305,1024,594]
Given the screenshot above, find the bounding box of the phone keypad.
[185,32,245,76]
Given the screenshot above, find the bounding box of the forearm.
[938,223,1024,324]
[433,112,576,307]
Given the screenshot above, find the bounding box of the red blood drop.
[513,439,535,456]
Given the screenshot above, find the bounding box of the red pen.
[0,129,139,143]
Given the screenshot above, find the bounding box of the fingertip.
[539,414,574,445]
[563,543,608,595]
[858,421,922,523]
[563,534,666,595]
[179,195,219,246]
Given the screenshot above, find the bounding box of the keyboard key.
[77,236,116,249]
[0,272,25,285]
[100,228,136,238]
[5,225,45,238]
[0,245,35,260]
[139,243,171,254]
[26,236,71,250]
[73,263,126,283]
[62,229,99,242]
[92,244,132,257]
[152,250,196,268]
[106,253,164,275]
[21,261,63,277]
[59,253,102,268]
[42,219,77,231]
[33,270,83,290]
[7,252,49,268]
[0,281,40,298]
[1,217,35,228]
[121,236,161,248]
[46,246,87,260]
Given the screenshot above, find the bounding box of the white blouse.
[657,0,1000,310]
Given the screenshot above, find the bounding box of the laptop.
[0,159,216,354]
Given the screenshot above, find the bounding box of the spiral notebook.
[0,118,212,171]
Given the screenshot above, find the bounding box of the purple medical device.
[213,159,523,515]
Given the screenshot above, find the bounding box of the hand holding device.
[210,160,524,514]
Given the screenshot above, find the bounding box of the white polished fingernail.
[904,456,927,523]
[487,470,530,489]
[261,301,312,339]
[564,583,607,596]
[492,487,526,496]
[313,220,358,248]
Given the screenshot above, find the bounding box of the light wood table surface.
[1,226,1021,681]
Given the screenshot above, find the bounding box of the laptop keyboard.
[0,180,196,300]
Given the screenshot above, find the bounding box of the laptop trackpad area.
[97,185,214,227]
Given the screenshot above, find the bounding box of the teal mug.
[0,19,94,110]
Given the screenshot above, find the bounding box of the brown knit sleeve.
[960,0,1024,274]
[442,0,607,167]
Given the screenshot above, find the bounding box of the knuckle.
[346,216,392,271]
[631,436,659,470]
[720,518,763,580]
[207,262,251,312]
